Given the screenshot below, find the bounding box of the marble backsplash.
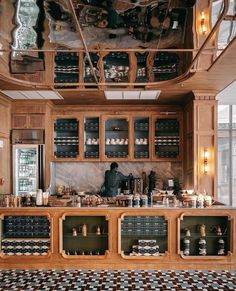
[50,162,183,194]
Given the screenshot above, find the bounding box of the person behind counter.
[101,162,130,197]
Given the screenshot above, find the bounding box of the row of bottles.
[19,152,36,164]
[18,165,35,178]
[18,179,35,192]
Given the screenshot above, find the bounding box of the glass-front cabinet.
[133,116,150,160]
[119,215,168,259]
[51,112,183,161]
[0,215,51,257]
[84,116,100,159]
[60,215,109,258]
[103,116,130,160]
[178,214,232,259]
[53,117,80,159]
[153,114,182,161]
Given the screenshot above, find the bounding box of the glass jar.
[141,195,148,207]
[133,194,140,207]
[189,195,197,208]
[126,195,133,207]
[204,195,212,207]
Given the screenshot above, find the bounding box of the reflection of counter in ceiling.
[44,0,192,48]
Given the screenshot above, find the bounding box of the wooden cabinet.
[53,116,82,160]
[83,116,100,160]
[12,114,45,129]
[60,214,109,258]
[0,207,235,270]
[51,112,183,162]
[178,212,233,259]
[101,115,131,161]
[132,115,151,161]
[0,214,52,257]
[0,96,11,135]
[152,112,183,161]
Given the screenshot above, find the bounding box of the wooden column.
[0,94,11,194]
[193,91,217,196]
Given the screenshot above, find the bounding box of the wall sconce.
[200,11,207,34]
[203,148,209,174]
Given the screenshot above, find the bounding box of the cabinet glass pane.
[121,216,168,256]
[154,118,179,158]
[134,117,149,159]
[84,117,99,159]
[218,131,230,205]
[62,216,108,256]
[54,52,79,88]
[54,118,79,158]
[84,53,99,85]
[105,118,128,158]
[180,216,230,256]
[152,52,179,81]
[135,52,148,83]
[103,52,129,83]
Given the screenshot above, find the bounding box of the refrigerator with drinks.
[12,129,45,195]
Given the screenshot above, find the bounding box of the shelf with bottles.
[54,118,79,159]
[154,118,180,159]
[103,52,129,83]
[179,215,231,258]
[105,118,129,159]
[134,117,149,159]
[151,52,180,82]
[54,52,79,88]
[84,117,100,159]
[83,53,100,84]
[18,151,36,165]
[135,52,149,83]
[18,179,35,192]
[0,215,51,256]
[61,215,109,257]
[119,215,168,258]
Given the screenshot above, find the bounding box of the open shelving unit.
[178,214,233,259]
[60,215,109,258]
[118,215,168,259]
[0,215,51,257]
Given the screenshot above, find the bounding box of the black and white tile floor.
[0,270,236,291]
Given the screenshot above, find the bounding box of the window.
[218,105,236,206]
[212,0,236,56]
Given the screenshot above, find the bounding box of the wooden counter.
[0,206,235,270]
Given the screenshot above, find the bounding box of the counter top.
[0,205,235,210]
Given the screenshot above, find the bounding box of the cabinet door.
[152,113,183,161]
[28,114,45,129]
[133,116,150,160]
[0,100,10,134]
[53,117,80,159]
[83,116,100,160]
[101,115,130,161]
[12,114,28,129]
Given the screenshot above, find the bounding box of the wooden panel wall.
[0,94,11,193]
[193,91,217,196]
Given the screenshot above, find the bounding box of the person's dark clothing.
[102,169,129,197]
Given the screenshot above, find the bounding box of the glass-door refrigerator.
[13,144,44,195]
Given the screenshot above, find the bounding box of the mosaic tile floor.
[0,270,236,291]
